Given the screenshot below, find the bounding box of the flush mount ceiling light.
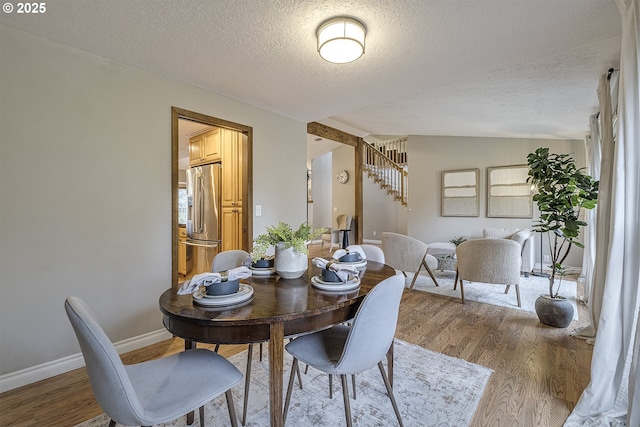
[317,16,366,64]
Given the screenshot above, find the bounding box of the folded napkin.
[332,245,367,261]
[312,257,359,282]
[178,266,253,295]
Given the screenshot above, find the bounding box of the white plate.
[250,267,276,276]
[311,276,361,292]
[334,260,367,268]
[193,284,253,307]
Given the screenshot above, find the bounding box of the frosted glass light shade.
[317,17,366,64]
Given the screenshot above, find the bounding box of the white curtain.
[574,75,615,341]
[580,113,601,307]
[565,0,640,425]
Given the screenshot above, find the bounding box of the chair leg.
[340,375,353,427]
[351,374,356,399]
[459,279,465,304]
[295,360,303,389]
[378,362,404,427]
[241,344,254,426]
[332,374,337,399]
[283,358,299,423]
[199,405,205,427]
[421,258,439,286]
[409,271,420,291]
[504,284,510,294]
[225,389,239,427]
[515,284,521,307]
[259,342,263,361]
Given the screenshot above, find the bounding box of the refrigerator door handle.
[195,173,205,234]
[184,239,220,249]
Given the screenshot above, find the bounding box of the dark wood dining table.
[159,259,396,427]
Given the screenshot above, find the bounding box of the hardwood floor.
[0,244,592,426]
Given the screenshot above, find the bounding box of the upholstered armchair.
[456,239,522,306]
[483,228,534,277]
[321,228,341,252]
[381,232,439,290]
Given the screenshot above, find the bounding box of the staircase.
[363,137,408,206]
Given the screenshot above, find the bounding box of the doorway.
[171,107,253,288]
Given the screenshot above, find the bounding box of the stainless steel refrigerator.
[185,163,221,279]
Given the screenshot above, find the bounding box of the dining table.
[159,258,397,427]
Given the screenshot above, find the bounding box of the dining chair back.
[64,296,241,427]
[283,274,405,426]
[212,249,250,272]
[455,239,523,306]
[210,248,258,425]
[337,274,403,374]
[359,244,385,263]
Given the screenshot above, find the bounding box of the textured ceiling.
[0,0,621,140]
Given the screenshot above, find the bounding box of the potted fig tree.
[527,147,598,327]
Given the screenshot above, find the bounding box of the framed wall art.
[487,165,532,218]
[441,168,480,217]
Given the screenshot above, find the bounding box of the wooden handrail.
[362,139,408,206]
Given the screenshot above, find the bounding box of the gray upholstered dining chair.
[283,274,405,427]
[381,232,439,290]
[64,296,241,427]
[211,249,257,425]
[359,244,385,263]
[211,249,250,272]
[455,239,523,307]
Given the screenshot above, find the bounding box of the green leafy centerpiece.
[527,147,598,327]
[253,222,326,279]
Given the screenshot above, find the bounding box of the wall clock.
[336,170,349,184]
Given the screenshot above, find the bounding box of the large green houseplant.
[527,147,598,327]
[253,221,326,279]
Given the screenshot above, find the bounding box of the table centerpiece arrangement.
[253,221,326,279]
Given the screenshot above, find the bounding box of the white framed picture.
[487,165,532,218]
[441,168,480,217]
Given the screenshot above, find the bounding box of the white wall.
[0,25,307,379]
[362,173,407,239]
[406,135,586,268]
[311,153,332,229]
[332,145,356,243]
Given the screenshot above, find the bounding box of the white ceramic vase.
[274,242,308,279]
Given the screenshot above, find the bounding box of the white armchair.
[483,228,534,276]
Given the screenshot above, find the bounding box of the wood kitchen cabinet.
[221,129,246,250]
[178,227,191,275]
[221,130,243,207]
[189,128,221,166]
[221,206,242,252]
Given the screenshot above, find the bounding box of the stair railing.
[363,139,408,206]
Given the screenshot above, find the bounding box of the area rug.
[411,270,579,320]
[74,339,492,427]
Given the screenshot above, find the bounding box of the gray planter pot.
[535,295,574,328]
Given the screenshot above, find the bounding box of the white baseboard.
[363,239,382,245]
[532,263,582,275]
[0,329,172,393]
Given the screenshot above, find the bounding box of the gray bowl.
[206,278,240,296]
[321,269,342,282]
[339,252,361,263]
[252,258,274,268]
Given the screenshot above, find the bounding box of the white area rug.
[411,270,578,320]
[75,339,492,427]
